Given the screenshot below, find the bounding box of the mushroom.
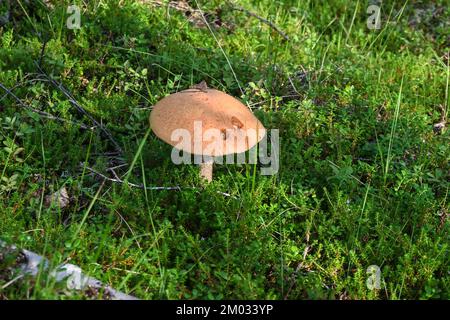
[149,82,266,182]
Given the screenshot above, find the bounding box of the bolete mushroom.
[149,82,266,182]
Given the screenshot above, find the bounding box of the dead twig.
[83,163,237,198]
[247,94,302,109]
[34,62,123,154]
[83,164,182,191]
[284,245,311,300]
[228,3,289,41]
[106,163,128,172]
[0,82,94,130]
[0,74,50,102]
[113,209,142,249]
[147,0,215,29]
[1,274,24,290]
[148,0,194,12]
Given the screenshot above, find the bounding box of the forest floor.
[0,0,448,299]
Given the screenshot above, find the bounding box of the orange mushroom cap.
[150,88,266,157]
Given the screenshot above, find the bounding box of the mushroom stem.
[200,159,214,182]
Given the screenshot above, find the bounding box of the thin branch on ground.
[284,245,310,299]
[109,167,124,181]
[113,209,142,249]
[287,75,300,95]
[0,82,94,130]
[0,74,50,102]
[247,94,302,108]
[106,163,128,172]
[227,2,290,41]
[35,62,123,154]
[83,163,237,198]
[1,274,24,290]
[83,164,182,191]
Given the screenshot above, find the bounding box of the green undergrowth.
[0,0,448,299]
